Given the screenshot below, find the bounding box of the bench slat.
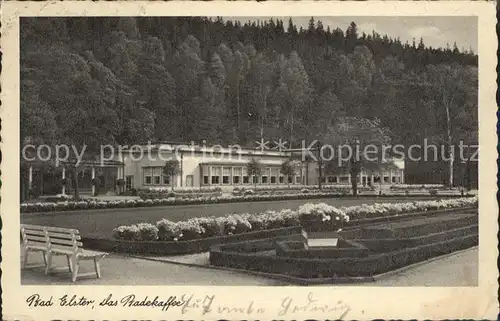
[48,233,81,240]
[50,239,83,247]
[25,230,81,240]
[22,224,79,234]
[25,244,47,251]
[51,247,82,255]
[23,230,47,237]
[25,235,47,243]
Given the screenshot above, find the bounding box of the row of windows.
[202,165,302,185]
[143,167,171,185]
[320,176,401,184]
[203,175,301,185]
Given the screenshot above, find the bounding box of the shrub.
[113,225,140,241]
[244,189,255,196]
[429,189,438,196]
[298,203,350,222]
[176,220,205,240]
[156,219,179,241]
[223,214,252,235]
[136,223,159,241]
[195,217,225,238]
[244,214,268,231]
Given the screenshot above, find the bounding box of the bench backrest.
[21,224,83,254]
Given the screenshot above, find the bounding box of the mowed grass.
[21,196,443,239]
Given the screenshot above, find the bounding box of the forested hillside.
[20,17,478,184]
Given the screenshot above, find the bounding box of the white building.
[119,142,405,191]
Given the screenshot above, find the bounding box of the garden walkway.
[22,247,477,286]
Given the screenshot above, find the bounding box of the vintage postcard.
[1,1,498,320]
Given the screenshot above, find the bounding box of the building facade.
[120,142,405,190]
[121,143,306,190]
[21,141,407,198]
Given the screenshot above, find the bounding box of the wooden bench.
[21,224,108,283]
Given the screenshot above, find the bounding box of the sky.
[228,16,478,53]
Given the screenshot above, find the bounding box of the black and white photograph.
[2,1,498,320]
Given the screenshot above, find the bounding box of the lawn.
[21,196,442,239]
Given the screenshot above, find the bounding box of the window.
[203,176,209,185]
[384,176,389,183]
[144,167,171,185]
[153,168,161,185]
[212,167,221,185]
[321,177,327,183]
[288,176,293,184]
[233,167,242,184]
[243,176,249,184]
[143,168,152,185]
[261,167,269,184]
[392,176,396,183]
[253,176,259,184]
[327,176,337,183]
[126,175,133,190]
[295,176,301,184]
[223,167,231,184]
[279,176,284,184]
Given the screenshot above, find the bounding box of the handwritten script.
[26,292,350,318]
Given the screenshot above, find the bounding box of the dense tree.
[163,160,181,191]
[322,117,393,196]
[20,17,478,188]
[247,159,263,187]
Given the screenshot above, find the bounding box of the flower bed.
[20,190,476,214]
[389,184,450,190]
[298,203,350,232]
[139,191,223,200]
[143,187,222,193]
[232,185,373,196]
[20,191,352,213]
[111,197,478,242]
